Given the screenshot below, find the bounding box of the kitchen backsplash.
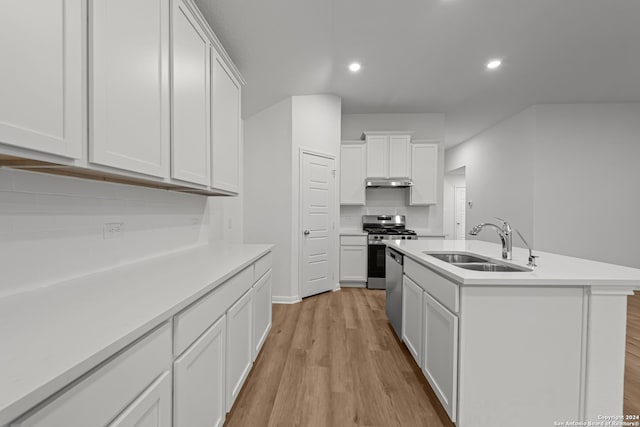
[340,187,438,231]
[0,169,215,297]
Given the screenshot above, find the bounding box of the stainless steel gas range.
[363,215,417,289]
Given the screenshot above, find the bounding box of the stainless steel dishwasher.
[385,247,403,338]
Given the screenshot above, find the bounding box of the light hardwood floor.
[225,288,640,426]
[625,291,640,415]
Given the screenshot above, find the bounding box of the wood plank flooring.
[224,288,453,426]
[625,291,640,415]
[225,288,640,426]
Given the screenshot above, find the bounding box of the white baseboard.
[339,282,367,288]
[272,295,302,304]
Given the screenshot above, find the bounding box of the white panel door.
[0,0,82,158]
[174,315,226,427]
[108,371,172,427]
[423,291,458,422]
[226,289,253,411]
[252,270,272,360]
[402,275,423,366]
[211,55,241,193]
[90,0,170,177]
[366,135,388,178]
[388,135,411,178]
[410,143,438,205]
[171,0,211,185]
[301,152,336,298]
[339,144,366,205]
[454,186,466,240]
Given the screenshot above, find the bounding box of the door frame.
[454,185,466,240]
[297,148,338,299]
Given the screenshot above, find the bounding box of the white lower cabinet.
[339,235,367,283]
[108,371,172,427]
[252,270,273,360]
[173,315,226,427]
[11,323,172,427]
[422,292,458,423]
[401,275,423,366]
[226,288,254,411]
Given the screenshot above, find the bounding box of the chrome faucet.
[469,218,512,259]
[469,217,539,267]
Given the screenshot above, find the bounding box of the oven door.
[367,242,387,289]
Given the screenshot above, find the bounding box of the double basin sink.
[425,252,533,272]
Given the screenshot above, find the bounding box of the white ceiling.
[194,0,640,147]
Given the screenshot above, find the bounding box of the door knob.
[303,230,310,235]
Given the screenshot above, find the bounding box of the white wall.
[243,98,294,301]
[340,113,446,233]
[533,104,640,267]
[446,103,640,269]
[291,95,342,297]
[0,169,213,298]
[446,107,537,245]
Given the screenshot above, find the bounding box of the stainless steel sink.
[452,262,532,272]
[424,252,533,273]
[426,253,489,264]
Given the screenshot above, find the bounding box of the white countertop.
[387,239,640,287]
[0,243,273,426]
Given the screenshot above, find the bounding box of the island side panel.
[583,287,633,421]
[457,286,585,427]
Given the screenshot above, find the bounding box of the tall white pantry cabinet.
[0,0,243,196]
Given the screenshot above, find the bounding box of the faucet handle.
[493,217,511,231]
[528,254,539,268]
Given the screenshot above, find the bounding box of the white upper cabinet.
[365,135,388,178]
[90,0,170,178]
[0,0,83,159]
[211,54,241,194]
[365,133,412,179]
[340,143,366,205]
[388,135,411,178]
[171,0,211,186]
[410,143,438,205]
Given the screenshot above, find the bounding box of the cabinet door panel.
[388,135,410,178]
[90,0,170,177]
[253,270,272,360]
[226,288,253,411]
[108,371,172,427]
[366,135,388,178]
[340,144,366,205]
[171,0,211,185]
[0,0,82,158]
[402,275,423,366]
[211,55,240,193]
[410,143,438,205]
[174,315,226,427]
[339,245,367,281]
[423,292,458,422]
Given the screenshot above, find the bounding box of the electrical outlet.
[103,222,124,239]
[227,218,233,229]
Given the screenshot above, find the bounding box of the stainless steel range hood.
[366,179,414,188]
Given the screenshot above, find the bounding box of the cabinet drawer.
[174,266,253,356]
[340,235,366,246]
[405,258,459,313]
[254,252,272,282]
[12,323,172,427]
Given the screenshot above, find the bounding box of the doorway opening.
[444,167,466,240]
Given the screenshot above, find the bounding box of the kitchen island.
[387,239,640,427]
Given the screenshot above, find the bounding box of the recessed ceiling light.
[486,59,502,70]
[349,62,361,72]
